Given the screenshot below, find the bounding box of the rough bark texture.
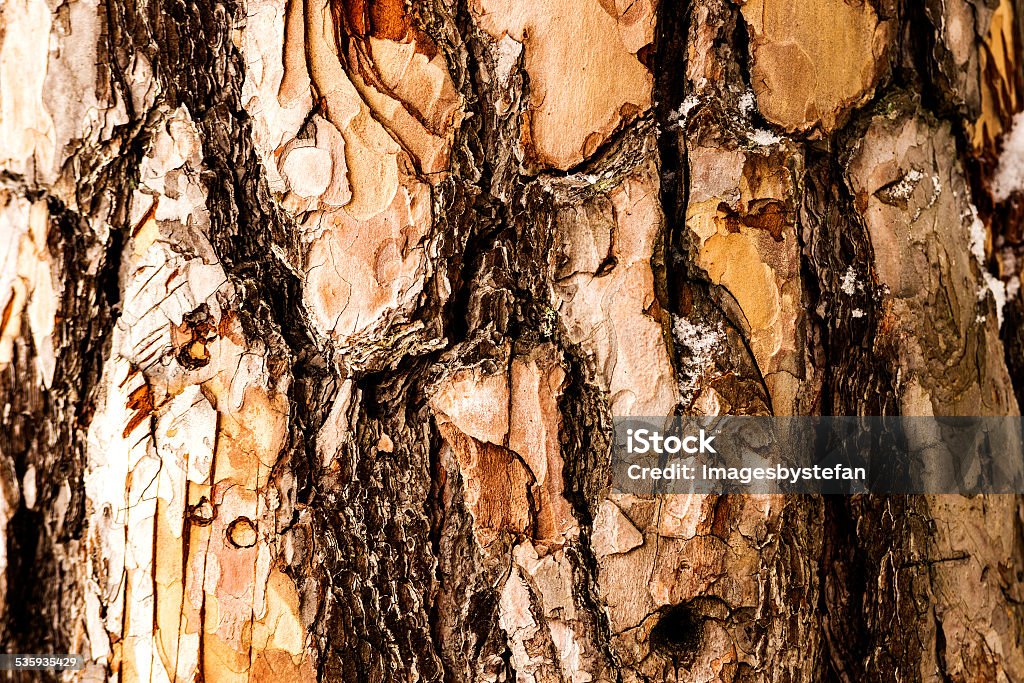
[1,0,1023,681]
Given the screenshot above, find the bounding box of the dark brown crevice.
[651,0,692,320]
[1004,296,1024,407]
[0,142,145,659]
[650,602,703,658]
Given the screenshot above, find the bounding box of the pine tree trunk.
[1,0,1023,680]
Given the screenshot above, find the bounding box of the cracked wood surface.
[0,0,1023,681]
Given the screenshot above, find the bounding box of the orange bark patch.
[471,0,654,169]
[122,382,154,438]
[437,422,533,547]
[718,200,790,242]
[741,0,892,133]
[340,0,415,44]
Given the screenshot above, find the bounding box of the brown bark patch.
[437,422,533,548]
[718,200,789,241]
[741,0,892,132]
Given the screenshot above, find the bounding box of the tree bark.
[1,0,1023,681]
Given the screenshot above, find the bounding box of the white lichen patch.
[903,169,942,222]
[888,168,924,201]
[967,201,1007,326]
[840,266,860,295]
[670,95,701,128]
[1007,276,1020,301]
[672,315,725,404]
[737,89,785,147]
[747,127,785,147]
[992,111,1024,202]
[739,91,756,116]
